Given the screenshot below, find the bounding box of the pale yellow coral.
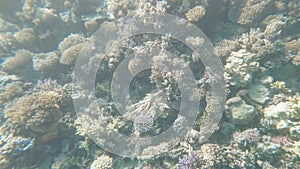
[186,5,206,22]
[33,52,59,71]
[292,55,300,66]
[60,43,85,65]
[14,28,38,48]
[90,155,113,169]
[2,49,33,73]
[238,28,276,57]
[270,81,291,93]
[4,80,70,134]
[58,34,86,52]
[238,0,270,25]
[214,39,239,58]
[128,57,144,75]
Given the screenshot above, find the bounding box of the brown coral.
[58,34,86,52]
[2,50,33,73]
[32,51,59,71]
[60,43,85,65]
[14,28,38,49]
[237,0,271,25]
[4,80,70,134]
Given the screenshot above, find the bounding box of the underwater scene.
[0,0,300,168]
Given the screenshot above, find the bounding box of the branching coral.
[0,0,299,168]
[90,154,113,169]
[2,50,33,74]
[3,79,70,134]
[125,90,169,135]
[185,5,206,22]
[58,33,86,52]
[237,0,272,25]
[14,28,38,50]
[60,43,85,65]
[32,51,59,71]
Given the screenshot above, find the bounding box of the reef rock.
[248,84,270,104]
[225,96,257,125]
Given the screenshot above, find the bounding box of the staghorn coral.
[125,90,169,135]
[32,7,61,27]
[237,0,272,25]
[0,134,35,169]
[107,0,168,18]
[284,37,300,66]
[238,28,278,57]
[292,54,300,66]
[0,79,27,105]
[218,26,282,89]
[0,134,34,156]
[16,0,37,23]
[261,93,300,138]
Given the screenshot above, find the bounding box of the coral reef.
[185,5,206,22]
[90,154,113,169]
[248,83,270,104]
[60,43,85,65]
[0,32,16,58]
[14,28,38,50]
[237,0,273,25]
[58,33,86,52]
[32,51,59,71]
[225,96,257,125]
[3,79,71,134]
[0,0,299,168]
[2,49,33,74]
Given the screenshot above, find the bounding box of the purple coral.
[198,69,220,85]
[271,136,294,147]
[244,128,260,143]
[232,128,261,144]
[178,151,197,169]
